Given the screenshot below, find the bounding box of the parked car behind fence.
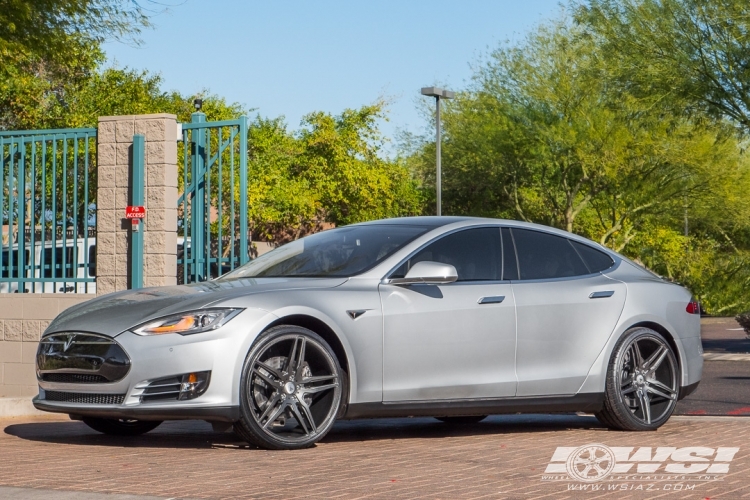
[1,236,190,293]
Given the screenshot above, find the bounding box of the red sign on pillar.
[126,206,145,228]
[126,206,146,218]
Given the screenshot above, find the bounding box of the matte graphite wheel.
[435,415,488,424]
[234,325,344,450]
[82,418,162,436]
[596,327,679,431]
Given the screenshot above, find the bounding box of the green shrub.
[736,312,750,337]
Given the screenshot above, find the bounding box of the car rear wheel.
[82,417,162,436]
[234,325,344,450]
[596,327,679,431]
[435,415,488,424]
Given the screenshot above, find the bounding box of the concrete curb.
[0,397,44,418]
[704,352,750,361]
[0,486,185,500]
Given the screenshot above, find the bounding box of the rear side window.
[511,228,589,280]
[570,240,614,273]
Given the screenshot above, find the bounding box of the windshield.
[220,224,431,279]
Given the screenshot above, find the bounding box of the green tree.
[406,18,750,313]
[0,0,148,75]
[413,21,742,239]
[577,0,750,131]
[298,104,422,226]
[246,103,422,243]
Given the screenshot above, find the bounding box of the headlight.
[132,308,242,336]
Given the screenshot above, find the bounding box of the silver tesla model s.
[33,217,702,449]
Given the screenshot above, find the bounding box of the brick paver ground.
[1,414,749,499]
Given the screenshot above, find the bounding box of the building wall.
[0,295,90,397]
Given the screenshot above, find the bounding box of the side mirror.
[384,261,458,285]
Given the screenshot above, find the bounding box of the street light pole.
[435,96,442,216]
[421,87,454,216]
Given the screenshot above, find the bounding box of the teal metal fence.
[131,134,145,289]
[178,113,249,283]
[0,128,97,293]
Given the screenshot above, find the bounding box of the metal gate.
[0,128,97,293]
[178,113,249,283]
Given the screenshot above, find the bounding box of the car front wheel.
[596,327,679,431]
[234,325,344,450]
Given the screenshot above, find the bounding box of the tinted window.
[501,227,519,280]
[88,244,96,277]
[42,247,76,278]
[391,227,502,281]
[511,228,589,280]
[222,225,431,279]
[571,240,614,273]
[1,251,30,278]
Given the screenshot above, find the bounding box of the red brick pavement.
[1,414,749,499]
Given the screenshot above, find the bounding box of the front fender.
[243,305,359,406]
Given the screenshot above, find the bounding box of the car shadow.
[3,419,243,449]
[702,338,750,353]
[5,414,605,449]
[324,414,605,444]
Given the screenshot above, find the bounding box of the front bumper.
[32,396,240,422]
[33,308,271,422]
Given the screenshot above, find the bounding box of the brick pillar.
[97,114,179,294]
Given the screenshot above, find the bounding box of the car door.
[508,227,627,396]
[379,226,517,402]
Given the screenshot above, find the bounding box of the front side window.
[390,227,502,281]
[221,225,431,279]
[511,228,589,280]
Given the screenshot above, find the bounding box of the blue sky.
[104,0,562,149]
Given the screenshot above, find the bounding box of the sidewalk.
[0,414,748,499]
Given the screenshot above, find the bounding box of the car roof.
[351,216,475,228]
[350,216,619,255]
[351,216,581,237]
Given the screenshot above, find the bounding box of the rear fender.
[578,313,690,394]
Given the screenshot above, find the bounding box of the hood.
[46,277,347,337]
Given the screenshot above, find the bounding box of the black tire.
[596,327,679,431]
[234,325,345,450]
[435,415,488,424]
[82,417,162,436]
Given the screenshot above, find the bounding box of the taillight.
[686,299,700,315]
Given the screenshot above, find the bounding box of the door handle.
[478,295,505,304]
[589,290,615,299]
